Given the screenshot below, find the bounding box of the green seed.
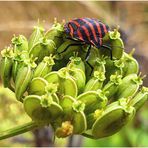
[15,66,33,101]
[29,38,56,63]
[122,50,139,76]
[0,47,14,90]
[24,94,63,123]
[77,90,108,114]
[33,55,55,78]
[129,86,148,111]
[68,67,86,94]
[105,58,124,84]
[103,73,122,99]
[84,71,105,92]
[58,68,78,98]
[28,25,44,50]
[28,77,48,96]
[92,99,135,139]
[45,21,64,48]
[68,56,85,73]
[57,95,86,136]
[115,74,143,99]
[12,35,28,52]
[44,71,59,84]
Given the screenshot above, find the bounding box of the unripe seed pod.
[68,67,86,94]
[28,25,44,50]
[86,109,104,129]
[92,98,135,139]
[85,46,102,66]
[44,71,59,84]
[12,60,20,83]
[60,95,85,120]
[109,29,124,59]
[60,95,76,119]
[15,66,33,101]
[33,55,55,78]
[58,68,78,98]
[72,111,86,134]
[103,73,122,99]
[84,71,105,92]
[24,94,63,123]
[83,46,101,80]
[12,50,29,82]
[11,35,28,52]
[66,56,86,94]
[129,86,148,111]
[93,57,106,74]
[15,58,37,101]
[0,58,13,88]
[28,77,59,103]
[45,20,64,48]
[45,83,60,103]
[85,56,106,81]
[0,47,14,91]
[111,38,124,59]
[29,37,56,63]
[77,90,108,114]
[109,28,121,40]
[115,74,143,100]
[101,28,124,59]
[122,49,139,76]
[67,56,85,73]
[102,27,120,42]
[28,77,48,96]
[105,58,124,83]
[55,95,86,137]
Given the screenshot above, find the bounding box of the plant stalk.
[0,121,40,140]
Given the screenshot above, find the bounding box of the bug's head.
[64,22,75,38]
[64,23,71,35]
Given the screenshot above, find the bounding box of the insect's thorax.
[65,18,109,48]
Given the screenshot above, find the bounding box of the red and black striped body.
[64,18,109,48]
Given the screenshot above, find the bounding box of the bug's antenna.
[116,25,120,31]
[37,18,40,25]
[62,19,66,25]
[54,17,57,24]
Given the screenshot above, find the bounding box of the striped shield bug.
[61,18,111,71]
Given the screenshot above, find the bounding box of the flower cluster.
[0,19,147,140]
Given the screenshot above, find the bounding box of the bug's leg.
[66,37,84,43]
[67,39,87,53]
[58,43,85,54]
[66,37,77,41]
[102,45,112,60]
[85,45,94,74]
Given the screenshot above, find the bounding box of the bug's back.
[64,18,109,48]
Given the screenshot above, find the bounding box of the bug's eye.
[68,23,71,28]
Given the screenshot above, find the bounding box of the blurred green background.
[0,1,147,147]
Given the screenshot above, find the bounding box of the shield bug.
[62,18,110,71]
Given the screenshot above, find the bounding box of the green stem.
[0,121,40,140]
